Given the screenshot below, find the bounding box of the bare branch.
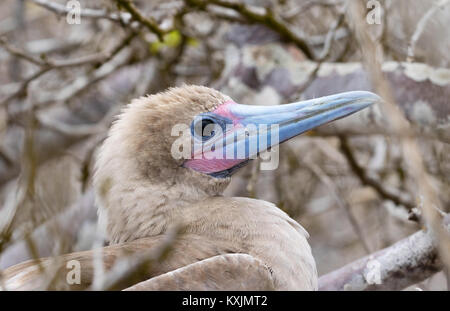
[0,31,137,109]
[0,37,46,66]
[0,67,50,108]
[302,154,372,253]
[319,223,445,290]
[115,0,166,40]
[407,0,450,62]
[338,135,417,219]
[28,0,132,24]
[185,0,314,59]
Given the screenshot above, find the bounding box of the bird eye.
[192,117,218,141]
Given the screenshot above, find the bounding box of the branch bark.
[115,0,166,40]
[319,224,445,290]
[185,0,314,59]
[338,135,417,220]
[28,0,132,24]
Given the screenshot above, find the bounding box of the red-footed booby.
[2,86,379,291]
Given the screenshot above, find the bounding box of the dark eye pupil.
[202,119,215,137]
[194,118,216,139]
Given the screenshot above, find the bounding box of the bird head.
[95,85,380,198]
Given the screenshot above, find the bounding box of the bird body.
[2,85,379,291]
[93,86,316,290]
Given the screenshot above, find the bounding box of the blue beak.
[185,91,381,177]
[230,91,380,144]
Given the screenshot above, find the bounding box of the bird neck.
[96,173,215,244]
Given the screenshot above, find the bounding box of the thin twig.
[407,0,450,62]
[0,31,137,109]
[185,0,314,59]
[0,37,46,66]
[303,155,371,253]
[338,135,417,219]
[289,12,346,99]
[28,0,132,24]
[115,0,166,40]
[0,67,51,108]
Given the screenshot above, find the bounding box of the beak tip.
[351,90,383,106]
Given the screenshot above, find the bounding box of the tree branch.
[319,219,448,290]
[28,0,132,24]
[338,135,418,220]
[185,0,314,59]
[115,0,166,40]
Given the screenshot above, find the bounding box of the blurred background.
[0,0,449,290]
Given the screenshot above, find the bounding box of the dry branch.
[185,0,314,59]
[28,0,132,24]
[319,220,448,290]
[0,190,96,270]
[0,53,137,187]
[338,135,417,219]
[407,0,450,62]
[115,0,166,40]
[0,46,120,108]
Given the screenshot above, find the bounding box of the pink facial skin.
[210,101,241,124]
[183,158,244,174]
[183,101,247,175]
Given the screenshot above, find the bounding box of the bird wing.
[2,235,165,290]
[1,234,258,290]
[123,254,275,291]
